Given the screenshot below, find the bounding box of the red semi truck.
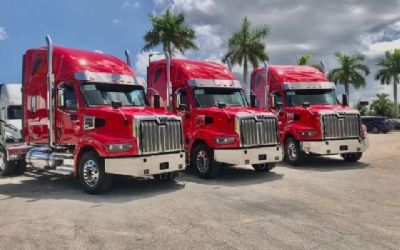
[1,36,186,194]
[146,56,282,178]
[251,64,368,165]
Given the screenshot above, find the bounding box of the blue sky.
[1,0,400,104]
[0,0,158,82]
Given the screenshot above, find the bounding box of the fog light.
[214,136,235,144]
[106,143,133,152]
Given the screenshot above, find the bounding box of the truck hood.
[86,106,178,118]
[199,106,275,117]
[301,104,360,116]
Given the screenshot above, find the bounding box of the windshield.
[7,105,22,119]
[81,82,146,107]
[194,88,247,108]
[286,89,338,106]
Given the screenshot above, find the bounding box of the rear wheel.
[192,143,219,179]
[79,151,112,194]
[0,146,13,176]
[284,137,305,166]
[341,152,362,162]
[14,159,26,175]
[252,163,276,172]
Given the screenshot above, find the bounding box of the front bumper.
[105,151,185,177]
[214,145,282,165]
[301,138,369,155]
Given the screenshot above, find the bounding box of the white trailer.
[0,83,22,141]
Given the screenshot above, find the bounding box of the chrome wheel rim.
[287,142,297,161]
[372,127,379,133]
[83,160,99,187]
[196,150,209,174]
[0,150,5,172]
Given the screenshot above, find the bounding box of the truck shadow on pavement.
[180,165,284,186]
[281,156,370,172]
[0,170,185,203]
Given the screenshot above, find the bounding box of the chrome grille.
[322,114,360,139]
[139,119,182,154]
[240,116,278,146]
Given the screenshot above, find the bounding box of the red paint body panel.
[251,65,362,144]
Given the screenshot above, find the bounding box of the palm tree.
[297,54,312,65]
[369,93,395,117]
[328,52,370,103]
[222,17,269,98]
[297,54,324,72]
[142,9,198,56]
[375,49,400,118]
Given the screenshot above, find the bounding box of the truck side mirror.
[342,94,349,106]
[178,103,188,112]
[217,102,226,109]
[276,101,283,109]
[57,88,65,108]
[269,94,275,109]
[111,101,123,109]
[153,94,161,109]
[250,94,257,107]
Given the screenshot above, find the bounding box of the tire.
[284,137,305,166]
[153,172,178,181]
[341,152,362,162]
[14,159,26,175]
[0,146,14,176]
[192,143,219,179]
[78,151,112,194]
[252,163,276,172]
[372,126,380,134]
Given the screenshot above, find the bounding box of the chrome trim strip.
[74,71,136,84]
[284,82,336,90]
[188,79,242,88]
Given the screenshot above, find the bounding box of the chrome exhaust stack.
[165,52,172,111]
[263,61,270,109]
[46,35,55,147]
[125,50,131,67]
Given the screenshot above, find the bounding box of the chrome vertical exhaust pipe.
[165,52,172,111]
[46,35,55,147]
[263,61,270,109]
[125,50,131,67]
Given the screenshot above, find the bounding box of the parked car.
[361,116,392,133]
[390,119,400,130]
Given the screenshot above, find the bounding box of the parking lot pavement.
[0,132,399,250]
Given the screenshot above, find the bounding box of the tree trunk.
[243,56,249,102]
[345,81,350,104]
[394,78,398,118]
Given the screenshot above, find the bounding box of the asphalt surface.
[0,132,399,250]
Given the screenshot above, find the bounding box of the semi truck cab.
[251,65,368,165]
[147,58,282,178]
[20,36,185,194]
[0,83,23,141]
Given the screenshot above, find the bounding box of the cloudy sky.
[1,0,400,104]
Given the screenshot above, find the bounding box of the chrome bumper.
[105,151,185,177]
[301,138,369,155]
[214,145,282,165]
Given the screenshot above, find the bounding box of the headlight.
[106,143,133,152]
[300,130,318,137]
[214,136,235,144]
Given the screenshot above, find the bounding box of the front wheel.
[0,146,13,176]
[341,152,362,162]
[252,163,276,172]
[372,126,380,134]
[284,137,305,166]
[192,144,220,179]
[79,151,112,194]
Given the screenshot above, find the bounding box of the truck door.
[271,92,286,138]
[175,89,192,149]
[56,83,81,145]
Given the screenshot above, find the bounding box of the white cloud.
[122,0,140,9]
[112,19,123,24]
[0,27,9,40]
